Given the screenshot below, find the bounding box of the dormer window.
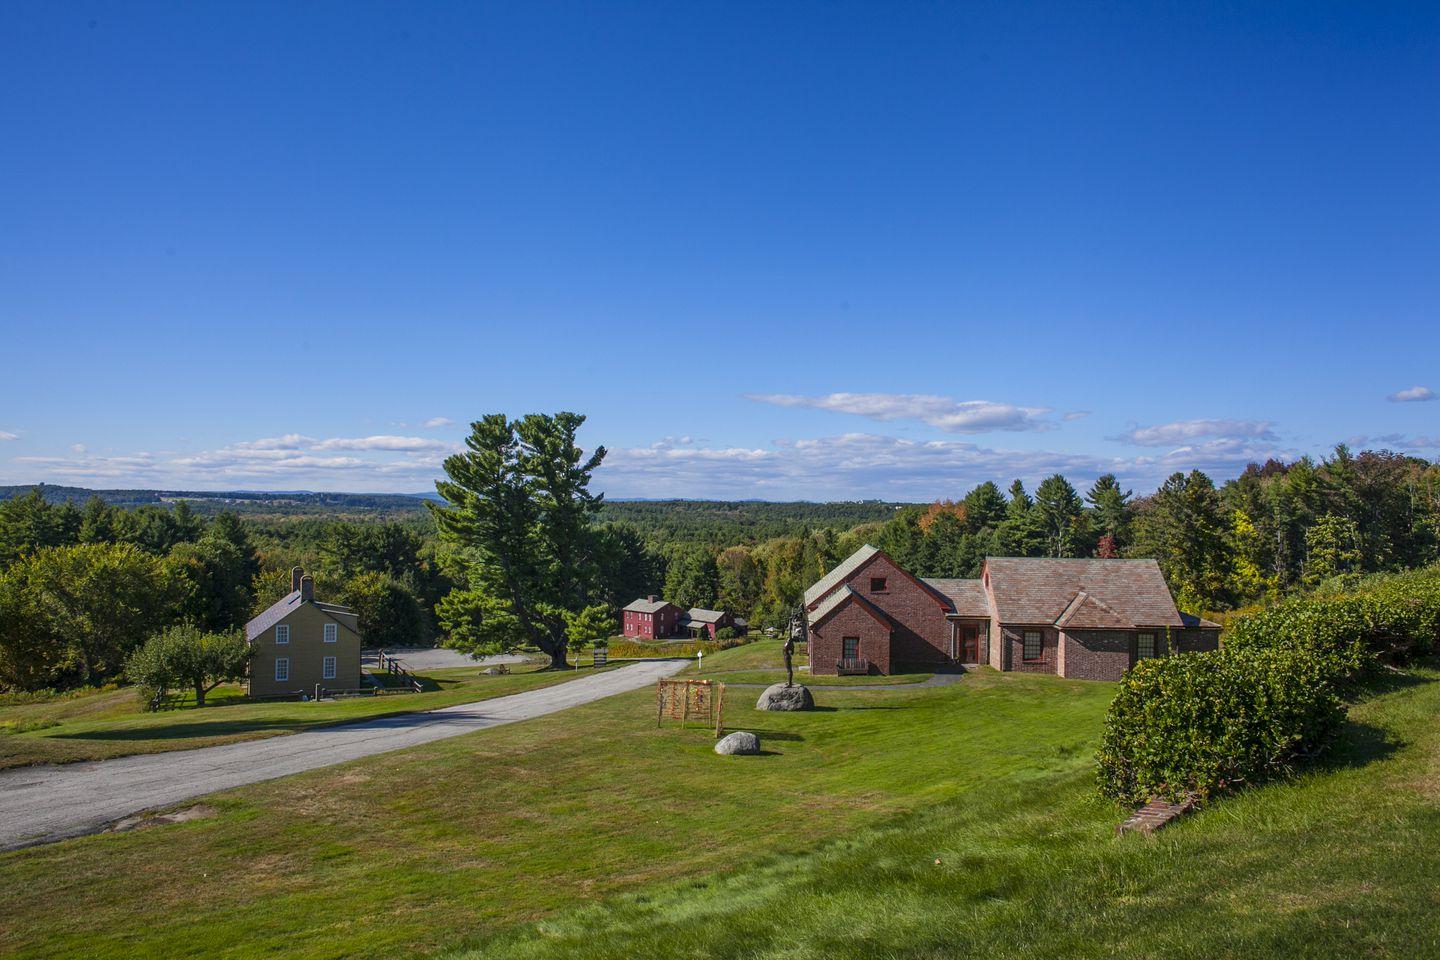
[870,576,888,592]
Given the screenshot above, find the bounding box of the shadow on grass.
[1322,719,1401,772]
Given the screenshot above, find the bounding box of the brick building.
[804,546,1219,680]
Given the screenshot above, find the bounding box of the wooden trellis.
[656,678,726,737]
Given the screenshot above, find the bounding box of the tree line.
[5,425,1439,693]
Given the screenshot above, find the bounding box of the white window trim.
[322,656,336,680]
[275,657,290,682]
[275,624,289,644]
[323,622,337,643]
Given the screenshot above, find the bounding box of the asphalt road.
[362,647,534,672]
[0,659,685,852]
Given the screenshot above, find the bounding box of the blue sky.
[2,2,1437,500]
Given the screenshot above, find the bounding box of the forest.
[3,442,1439,693]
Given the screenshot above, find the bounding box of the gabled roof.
[1054,590,1132,630]
[922,578,990,618]
[623,597,676,614]
[245,590,359,642]
[984,557,1184,628]
[684,608,728,623]
[804,544,880,607]
[806,585,893,631]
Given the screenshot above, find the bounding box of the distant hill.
[0,484,907,533]
[0,484,437,515]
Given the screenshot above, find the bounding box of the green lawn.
[1,661,1436,960]
[685,638,933,685]
[0,660,594,770]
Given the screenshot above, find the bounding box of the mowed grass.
[686,638,932,685]
[446,663,1440,960]
[0,667,1114,960]
[0,660,590,769]
[3,655,1437,960]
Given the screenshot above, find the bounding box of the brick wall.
[1060,630,1132,681]
[998,624,1058,675]
[809,601,891,674]
[1175,627,1221,654]
[838,554,951,671]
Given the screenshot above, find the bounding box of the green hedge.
[1097,566,1440,807]
[1096,646,1344,805]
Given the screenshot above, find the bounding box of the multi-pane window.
[275,657,290,681]
[842,637,860,660]
[324,622,337,643]
[1022,630,1044,661]
[323,656,337,680]
[275,624,289,644]
[1137,632,1156,660]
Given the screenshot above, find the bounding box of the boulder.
[756,682,814,711]
[714,731,760,756]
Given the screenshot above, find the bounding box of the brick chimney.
[647,595,657,603]
[300,575,314,602]
[291,566,304,594]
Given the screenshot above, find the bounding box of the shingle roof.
[921,578,990,617]
[684,608,727,623]
[804,544,880,607]
[244,591,358,641]
[1180,611,1223,629]
[246,590,303,641]
[984,558,1184,627]
[1054,590,1133,630]
[623,597,675,614]
[805,585,892,630]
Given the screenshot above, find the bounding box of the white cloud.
[423,417,455,428]
[598,431,1288,500]
[747,392,1053,433]
[229,434,450,453]
[1386,385,1435,403]
[1062,411,1091,421]
[70,443,86,453]
[0,431,17,441]
[1111,419,1278,447]
[1352,433,1440,450]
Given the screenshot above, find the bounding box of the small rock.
[756,682,814,711]
[714,731,760,755]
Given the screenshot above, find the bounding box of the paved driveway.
[362,647,534,672]
[0,660,685,851]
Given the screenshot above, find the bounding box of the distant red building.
[622,597,745,640]
[622,596,683,639]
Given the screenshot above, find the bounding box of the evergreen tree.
[1085,474,1133,546]
[431,412,606,668]
[1035,474,1088,557]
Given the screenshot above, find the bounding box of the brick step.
[1117,795,1196,836]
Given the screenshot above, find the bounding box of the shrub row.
[1223,568,1440,682]
[1096,645,1344,805]
[1097,565,1440,807]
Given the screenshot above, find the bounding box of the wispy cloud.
[747,392,1053,433]
[599,431,1288,500]
[230,434,451,453]
[1350,433,1440,450]
[423,417,455,428]
[1111,419,1278,447]
[0,431,17,442]
[1062,411,1091,422]
[6,434,461,491]
[1386,385,1435,403]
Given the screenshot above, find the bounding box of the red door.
[959,626,980,663]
